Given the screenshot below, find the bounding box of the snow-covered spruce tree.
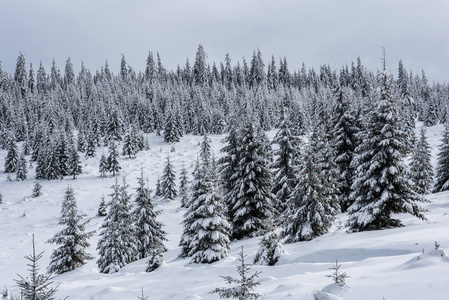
[178,162,190,208]
[84,130,97,158]
[433,122,449,193]
[56,131,70,176]
[154,176,162,198]
[161,154,177,201]
[210,246,261,300]
[122,126,138,158]
[43,140,63,180]
[107,142,121,176]
[98,194,107,217]
[106,110,125,143]
[179,158,202,258]
[99,153,109,178]
[97,177,137,273]
[32,181,42,198]
[47,186,94,274]
[410,127,433,194]
[16,152,27,181]
[282,139,339,243]
[164,105,182,144]
[253,223,284,266]
[347,59,427,232]
[228,117,275,240]
[271,106,301,215]
[67,143,82,179]
[187,154,231,264]
[330,85,358,212]
[15,235,59,300]
[4,137,19,173]
[219,118,241,214]
[133,169,167,264]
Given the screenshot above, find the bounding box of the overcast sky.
[1,0,448,82]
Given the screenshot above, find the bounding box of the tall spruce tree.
[183,137,231,263]
[271,106,301,215]
[282,139,339,243]
[179,162,190,208]
[228,117,274,240]
[133,169,167,263]
[410,127,433,194]
[99,153,109,178]
[107,142,121,176]
[97,177,137,273]
[16,151,27,181]
[161,154,177,201]
[433,123,449,193]
[4,137,19,173]
[47,186,94,274]
[219,118,241,214]
[347,58,427,231]
[330,85,358,212]
[67,144,82,179]
[179,158,202,258]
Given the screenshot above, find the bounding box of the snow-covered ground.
[1,124,449,300]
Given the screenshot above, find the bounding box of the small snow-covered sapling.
[326,260,349,286]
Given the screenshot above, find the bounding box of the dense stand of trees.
[1,46,448,285]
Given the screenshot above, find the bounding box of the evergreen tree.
[15,235,59,300]
[347,59,427,231]
[99,154,109,178]
[193,44,208,85]
[56,131,70,176]
[4,137,19,173]
[85,130,97,158]
[134,169,167,259]
[178,162,190,208]
[433,123,449,193]
[122,126,139,158]
[98,194,107,217]
[179,158,202,258]
[133,170,168,271]
[330,86,358,212]
[410,127,433,194]
[253,226,284,266]
[219,118,241,214]
[16,152,27,181]
[161,154,177,201]
[164,106,182,144]
[228,118,274,240]
[32,182,42,198]
[107,142,121,176]
[271,106,301,214]
[97,177,137,273]
[38,140,63,180]
[67,144,82,179]
[106,110,125,142]
[282,140,339,243]
[47,186,94,274]
[154,176,162,198]
[210,246,261,300]
[14,53,28,98]
[186,154,231,264]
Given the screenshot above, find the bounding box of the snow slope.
[1,124,449,300]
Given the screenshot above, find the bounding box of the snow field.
[1,125,449,299]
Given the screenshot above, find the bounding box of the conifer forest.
[1,45,449,299]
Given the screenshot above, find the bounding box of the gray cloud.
[1,0,448,82]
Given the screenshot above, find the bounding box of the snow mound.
[401,248,449,269]
[314,283,350,300]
